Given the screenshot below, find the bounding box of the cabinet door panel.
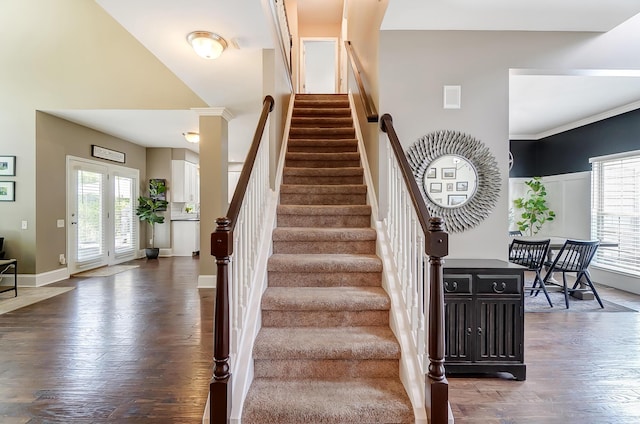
[476,300,523,361]
[444,298,473,362]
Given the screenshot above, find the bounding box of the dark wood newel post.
[210,217,233,424]
[427,217,449,424]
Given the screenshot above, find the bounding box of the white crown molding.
[511,100,640,140]
[191,107,234,121]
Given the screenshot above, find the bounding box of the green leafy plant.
[513,177,556,236]
[136,179,168,249]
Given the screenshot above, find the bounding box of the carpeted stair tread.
[287,138,358,153]
[285,151,361,168]
[280,184,366,195]
[286,152,360,161]
[291,116,354,127]
[288,138,357,146]
[254,327,400,359]
[272,228,376,254]
[261,286,390,311]
[242,378,413,424]
[277,204,371,216]
[293,107,352,117]
[268,253,382,273]
[283,167,363,177]
[289,127,356,139]
[283,167,364,185]
[273,227,376,242]
[294,99,350,108]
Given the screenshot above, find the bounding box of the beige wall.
[0,0,207,275]
[345,1,388,199]
[378,28,640,260]
[35,113,147,273]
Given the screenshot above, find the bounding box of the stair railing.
[344,40,378,122]
[381,114,450,424]
[210,95,275,424]
[269,0,294,92]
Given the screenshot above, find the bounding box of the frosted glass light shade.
[187,31,227,59]
[182,132,200,143]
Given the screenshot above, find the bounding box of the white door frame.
[66,156,139,274]
[299,37,339,94]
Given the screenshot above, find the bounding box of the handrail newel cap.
[212,217,233,257]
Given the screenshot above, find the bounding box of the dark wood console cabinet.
[443,259,526,380]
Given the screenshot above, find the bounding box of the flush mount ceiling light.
[187,31,228,59]
[182,132,200,143]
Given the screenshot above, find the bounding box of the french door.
[67,157,139,274]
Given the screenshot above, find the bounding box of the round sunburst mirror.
[406,130,501,233]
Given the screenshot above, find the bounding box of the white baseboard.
[198,274,216,288]
[592,267,640,295]
[15,267,71,287]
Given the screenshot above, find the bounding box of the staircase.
[241,94,414,423]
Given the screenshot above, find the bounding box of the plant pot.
[145,248,160,259]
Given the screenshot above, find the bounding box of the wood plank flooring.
[449,283,640,424]
[0,257,213,423]
[1,257,639,423]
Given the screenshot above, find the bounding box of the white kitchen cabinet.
[171,220,200,256]
[171,160,199,203]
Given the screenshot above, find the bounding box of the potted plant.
[136,179,168,259]
[513,176,556,236]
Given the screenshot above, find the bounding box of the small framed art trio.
[0,155,16,201]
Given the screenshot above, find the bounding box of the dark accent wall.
[510,108,640,177]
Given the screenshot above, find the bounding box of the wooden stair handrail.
[381,113,450,424]
[209,95,275,424]
[344,41,378,123]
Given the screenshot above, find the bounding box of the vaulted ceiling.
[48,0,640,157]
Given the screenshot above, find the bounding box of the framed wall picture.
[0,181,15,201]
[448,194,467,206]
[0,156,16,176]
[441,167,456,179]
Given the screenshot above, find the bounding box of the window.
[590,150,640,276]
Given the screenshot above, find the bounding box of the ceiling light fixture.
[182,132,200,143]
[187,31,228,59]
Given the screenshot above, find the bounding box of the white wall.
[378,26,640,261]
[509,172,591,239]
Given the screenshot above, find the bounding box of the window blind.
[76,168,105,263]
[590,150,640,276]
[114,175,136,256]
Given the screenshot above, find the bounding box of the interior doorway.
[300,38,338,94]
[66,156,139,274]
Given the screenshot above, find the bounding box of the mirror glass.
[423,154,478,208]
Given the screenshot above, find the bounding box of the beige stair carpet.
[242,93,413,424]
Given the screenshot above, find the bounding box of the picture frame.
[0,156,16,176]
[456,181,469,191]
[426,167,437,179]
[429,182,442,193]
[0,181,15,201]
[442,167,456,179]
[448,194,467,206]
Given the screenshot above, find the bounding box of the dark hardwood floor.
[0,257,213,423]
[1,257,639,423]
[449,283,640,424]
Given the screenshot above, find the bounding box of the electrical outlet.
[59,254,66,265]
[57,219,65,228]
